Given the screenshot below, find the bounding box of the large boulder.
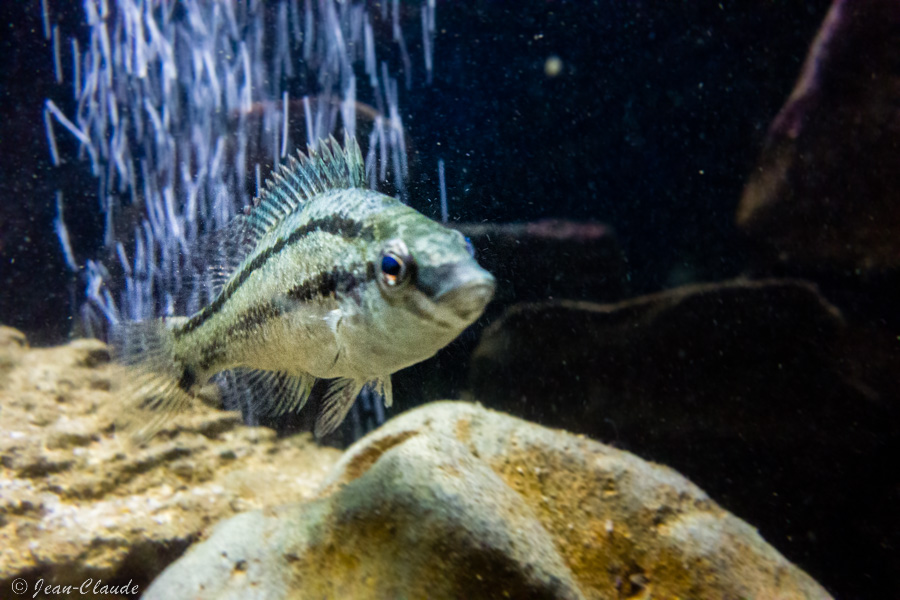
[146,401,831,600]
[0,329,341,594]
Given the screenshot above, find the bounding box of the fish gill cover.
[39,0,440,438]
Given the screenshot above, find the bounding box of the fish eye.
[464,236,475,257]
[381,253,405,286]
[378,239,412,290]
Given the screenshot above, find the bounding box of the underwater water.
[2,0,899,598]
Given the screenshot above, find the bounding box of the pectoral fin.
[370,375,393,408]
[315,377,364,438]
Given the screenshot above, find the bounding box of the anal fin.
[231,368,315,417]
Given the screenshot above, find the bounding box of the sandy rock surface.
[147,401,832,600]
[0,327,341,595]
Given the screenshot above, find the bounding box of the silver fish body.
[113,136,494,438]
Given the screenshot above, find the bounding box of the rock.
[0,326,27,392]
[456,220,628,312]
[0,329,341,594]
[146,402,831,600]
[469,278,859,448]
[468,278,897,596]
[0,325,27,349]
[738,0,900,273]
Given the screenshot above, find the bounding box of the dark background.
[1,0,832,344]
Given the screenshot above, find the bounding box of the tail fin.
[109,318,194,442]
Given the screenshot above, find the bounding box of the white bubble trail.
[71,38,81,99]
[44,106,60,166]
[54,192,78,272]
[438,159,447,223]
[281,91,289,158]
[41,0,51,40]
[303,95,314,147]
[53,25,63,83]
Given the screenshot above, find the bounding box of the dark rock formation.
[739,0,900,274]
[457,220,628,313]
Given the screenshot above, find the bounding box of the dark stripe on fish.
[196,301,282,371]
[194,263,375,372]
[175,215,373,339]
[197,348,224,373]
[286,262,375,302]
[176,366,197,392]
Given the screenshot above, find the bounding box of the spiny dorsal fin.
[199,134,364,298]
[197,214,258,299]
[249,134,364,238]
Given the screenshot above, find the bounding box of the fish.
[112,135,495,439]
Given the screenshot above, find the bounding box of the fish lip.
[434,274,496,322]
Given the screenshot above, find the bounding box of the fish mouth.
[433,272,496,323]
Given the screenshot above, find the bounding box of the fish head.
[350,209,495,371]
